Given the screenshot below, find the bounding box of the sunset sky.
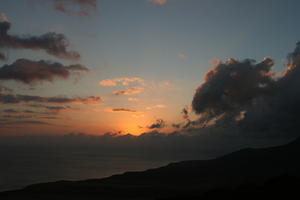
[2,0,300,136]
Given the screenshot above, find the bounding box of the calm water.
[0,146,177,192]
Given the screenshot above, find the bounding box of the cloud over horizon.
[190,42,300,137]
[148,119,166,129]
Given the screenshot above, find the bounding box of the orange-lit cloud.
[128,97,139,102]
[99,77,144,87]
[146,104,166,110]
[148,0,168,5]
[113,87,144,96]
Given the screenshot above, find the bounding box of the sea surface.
[0,145,189,192]
[0,136,290,192]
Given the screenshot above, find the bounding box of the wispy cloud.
[99,77,144,87]
[178,53,187,60]
[147,0,168,5]
[42,0,97,16]
[145,104,166,110]
[0,91,102,105]
[128,97,139,102]
[113,87,144,96]
[29,104,75,113]
[0,120,50,126]
[105,108,138,113]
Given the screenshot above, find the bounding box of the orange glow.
[114,116,150,136]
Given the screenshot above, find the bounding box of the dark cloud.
[2,109,37,115]
[29,104,74,113]
[191,42,300,137]
[0,91,102,105]
[172,123,181,129]
[0,52,5,61]
[0,58,88,84]
[0,120,50,126]
[3,109,18,113]
[0,21,80,60]
[287,41,300,66]
[2,115,34,120]
[40,0,97,16]
[192,57,274,117]
[2,107,70,115]
[148,119,166,129]
[111,108,137,113]
[23,110,37,114]
[41,116,60,120]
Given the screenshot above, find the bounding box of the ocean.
[0,135,289,192]
[0,145,185,192]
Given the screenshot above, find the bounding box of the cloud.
[148,0,168,5]
[2,107,73,116]
[148,119,166,129]
[0,85,12,93]
[99,77,144,87]
[3,109,19,113]
[182,106,191,120]
[0,21,80,61]
[29,104,74,113]
[46,0,97,16]
[2,115,34,120]
[178,53,187,60]
[190,42,300,136]
[0,52,5,61]
[128,98,139,102]
[113,87,144,96]
[106,108,138,113]
[0,91,102,105]
[146,104,166,110]
[0,59,89,84]
[0,13,8,22]
[0,120,50,126]
[192,57,274,117]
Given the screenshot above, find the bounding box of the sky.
[2,0,300,136]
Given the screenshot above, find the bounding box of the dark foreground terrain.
[1,137,300,199]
